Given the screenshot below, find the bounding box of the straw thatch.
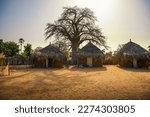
[31,44,66,68]
[0,65,9,76]
[117,40,150,68]
[7,54,25,65]
[0,53,10,76]
[31,52,48,68]
[0,53,5,66]
[77,42,104,67]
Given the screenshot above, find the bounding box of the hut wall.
[147,59,150,67]
[33,58,46,68]
[119,58,133,67]
[125,60,133,67]
[78,57,103,67]
[137,59,149,68]
[52,59,63,67]
[12,58,24,65]
[32,57,64,68]
[93,58,103,67]
[119,57,150,68]
[6,56,25,65]
[77,57,87,66]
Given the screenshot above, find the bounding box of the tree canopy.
[0,40,4,53]
[45,6,107,62]
[23,43,33,57]
[0,41,19,57]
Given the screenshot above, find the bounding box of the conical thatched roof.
[32,44,65,59]
[117,41,150,59]
[12,54,24,59]
[78,42,104,57]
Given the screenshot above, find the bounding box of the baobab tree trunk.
[71,42,79,64]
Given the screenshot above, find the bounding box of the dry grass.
[0,65,150,100]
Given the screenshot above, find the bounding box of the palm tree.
[19,38,25,54]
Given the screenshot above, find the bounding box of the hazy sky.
[0,0,150,51]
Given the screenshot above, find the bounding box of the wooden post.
[46,58,48,68]
[8,63,10,75]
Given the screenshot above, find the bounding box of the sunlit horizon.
[0,0,150,51]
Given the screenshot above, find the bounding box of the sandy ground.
[0,65,150,100]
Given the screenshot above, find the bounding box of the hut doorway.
[87,57,93,67]
[48,58,53,67]
[133,58,138,68]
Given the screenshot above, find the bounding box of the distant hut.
[117,40,150,68]
[13,54,25,65]
[31,44,66,68]
[7,54,25,65]
[77,42,104,67]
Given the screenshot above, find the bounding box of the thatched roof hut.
[117,40,150,68]
[6,54,25,65]
[77,42,104,67]
[31,44,66,68]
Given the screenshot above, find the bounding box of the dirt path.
[0,66,150,99]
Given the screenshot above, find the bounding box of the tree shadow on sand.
[0,71,31,79]
[117,66,150,73]
[68,66,107,73]
[0,69,91,99]
[29,67,63,71]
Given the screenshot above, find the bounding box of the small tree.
[24,44,33,57]
[3,42,19,57]
[116,44,124,56]
[0,40,4,53]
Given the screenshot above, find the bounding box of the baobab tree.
[45,6,107,63]
[19,38,25,54]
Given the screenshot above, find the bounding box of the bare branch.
[45,6,107,61]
